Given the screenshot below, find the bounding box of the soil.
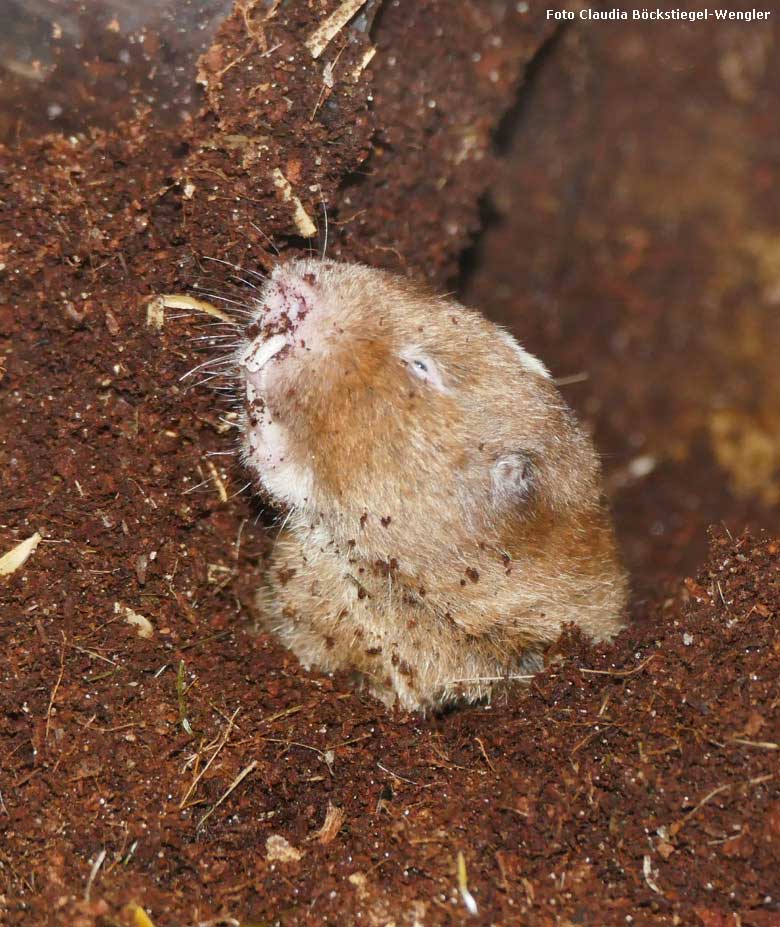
[1,2,779,926]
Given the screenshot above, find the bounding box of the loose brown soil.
[1,3,779,926]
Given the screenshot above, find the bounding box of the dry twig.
[180,708,241,808]
[84,848,107,901]
[45,634,67,744]
[669,773,774,837]
[580,654,658,677]
[197,760,258,830]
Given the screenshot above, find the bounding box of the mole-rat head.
[238,258,600,549]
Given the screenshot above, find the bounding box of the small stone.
[657,841,675,860]
[266,834,302,863]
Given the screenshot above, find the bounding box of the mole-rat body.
[239,259,627,711]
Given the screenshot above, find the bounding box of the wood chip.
[313,801,346,844]
[271,168,317,237]
[351,46,376,81]
[159,294,232,322]
[146,296,166,330]
[0,531,41,576]
[124,904,156,927]
[305,0,368,59]
[205,459,228,503]
[456,850,478,916]
[114,602,154,639]
[642,854,662,894]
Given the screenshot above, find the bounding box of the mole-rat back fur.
[238,258,627,710]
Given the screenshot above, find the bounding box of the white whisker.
[182,478,212,495]
[189,319,243,329]
[179,353,238,381]
[202,255,267,285]
[250,222,280,256]
[226,481,253,501]
[188,339,238,347]
[320,191,329,263]
[189,375,240,390]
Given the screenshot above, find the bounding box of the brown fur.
[240,259,627,711]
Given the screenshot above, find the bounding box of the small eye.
[400,348,448,392]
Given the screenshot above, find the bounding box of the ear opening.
[491,451,535,502]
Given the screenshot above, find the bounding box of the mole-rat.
[237,258,627,711]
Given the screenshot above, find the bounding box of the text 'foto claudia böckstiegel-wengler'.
[546,8,771,21]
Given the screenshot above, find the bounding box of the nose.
[239,265,319,405]
[263,271,316,332]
